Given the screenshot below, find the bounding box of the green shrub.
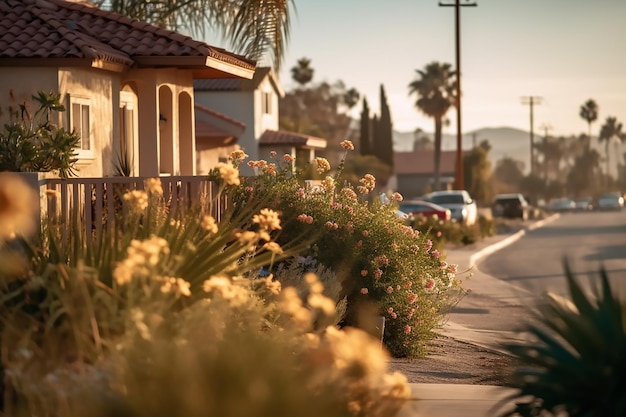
[408,214,495,251]
[0,175,410,417]
[0,91,80,178]
[227,147,465,357]
[501,263,626,417]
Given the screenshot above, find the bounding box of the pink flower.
[436,231,442,237]
[362,230,369,237]
[297,188,305,197]
[356,240,363,247]
[391,312,397,319]
[297,214,308,223]
[361,270,368,277]
[392,192,403,201]
[403,325,412,334]
[449,264,458,274]
[432,249,441,259]
[440,261,448,269]
[425,279,436,290]
[387,307,394,314]
[407,293,418,304]
[306,216,314,224]
[425,240,433,251]
[386,286,393,294]
[360,287,369,295]
[396,285,401,291]
[374,269,383,279]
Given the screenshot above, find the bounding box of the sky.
[266,0,626,137]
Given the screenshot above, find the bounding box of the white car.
[422,190,478,225]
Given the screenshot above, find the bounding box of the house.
[392,150,461,198]
[0,0,254,178]
[194,67,327,175]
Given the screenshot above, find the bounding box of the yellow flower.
[144,178,163,196]
[0,173,38,241]
[201,215,218,234]
[340,140,355,150]
[314,157,331,174]
[216,162,240,186]
[230,150,248,164]
[252,208,282,231]
[263,241,283,254]
[123,189,149,212]
[321,176,335,191]
[283,154,295,163]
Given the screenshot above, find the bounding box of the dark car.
[492,193,529,220]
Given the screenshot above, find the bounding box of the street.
[480,210,626,297]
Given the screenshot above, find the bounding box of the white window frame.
[68,95,94,159]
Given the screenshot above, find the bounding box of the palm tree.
[408,62,456,191]
[290,57,315,88]
[598,116,624,182]
[98,0,295,72]
[579,99,599,144]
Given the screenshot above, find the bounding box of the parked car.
[597,192,624,211]
[422,190,478,225]
[399,199,452,221]
[548,198,575,212]
[573,197,593,212]
[492,193,529,220]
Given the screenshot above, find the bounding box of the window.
[69,96,92,156]
[262,91,272,115]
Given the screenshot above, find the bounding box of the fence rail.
[40,176,222,243]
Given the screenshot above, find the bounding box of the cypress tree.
[377,84,394,167]
[359,97,371,156]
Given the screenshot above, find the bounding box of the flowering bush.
[229,143,465,357]
[0,173,409,416]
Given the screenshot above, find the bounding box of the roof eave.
[306,138,327,149]
[133,56,254,79]
[0,57,95,67]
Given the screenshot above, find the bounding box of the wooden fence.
[39,176,222,243]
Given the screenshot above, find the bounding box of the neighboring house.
[0,0,254,178]
[393,150,460,198]
[194,67,326,175]
[194,104,245,174]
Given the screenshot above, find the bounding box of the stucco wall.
[0,67,59,126]
[196,145,239,175]
[59,67,119,177]
[194,90,255,175]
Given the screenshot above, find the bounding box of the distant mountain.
[394,126,534,173]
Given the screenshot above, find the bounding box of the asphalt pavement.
[395,214,560,417]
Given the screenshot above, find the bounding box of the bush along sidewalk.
[227,143,466,357]
[0,172,410,417]
[500,262,626,417]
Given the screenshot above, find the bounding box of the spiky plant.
[501,262,626,417]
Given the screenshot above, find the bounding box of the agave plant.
[501,262,626,417]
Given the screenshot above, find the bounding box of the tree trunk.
[433,117,442,191]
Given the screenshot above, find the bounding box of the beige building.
[0,0,254,178]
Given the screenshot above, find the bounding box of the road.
[442,209,626,343]
[479,210,626,297]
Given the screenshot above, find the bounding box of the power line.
[439,0,477,190]
[521,96,543,176]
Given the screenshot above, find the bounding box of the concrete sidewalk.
[396,214,560,417]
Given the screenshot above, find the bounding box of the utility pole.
[439,0,477,190]
[521,96,543,176]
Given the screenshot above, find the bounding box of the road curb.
[469,213,560,267]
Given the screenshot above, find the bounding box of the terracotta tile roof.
[259,130,327,149]
[0,0,255,71]
[195,103,245,129]
[194,67,283,96]
[394,150,465,175]
[195,103,245,150]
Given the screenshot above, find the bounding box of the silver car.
[422,190,478,225]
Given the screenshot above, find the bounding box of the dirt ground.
[388,336,515,386]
